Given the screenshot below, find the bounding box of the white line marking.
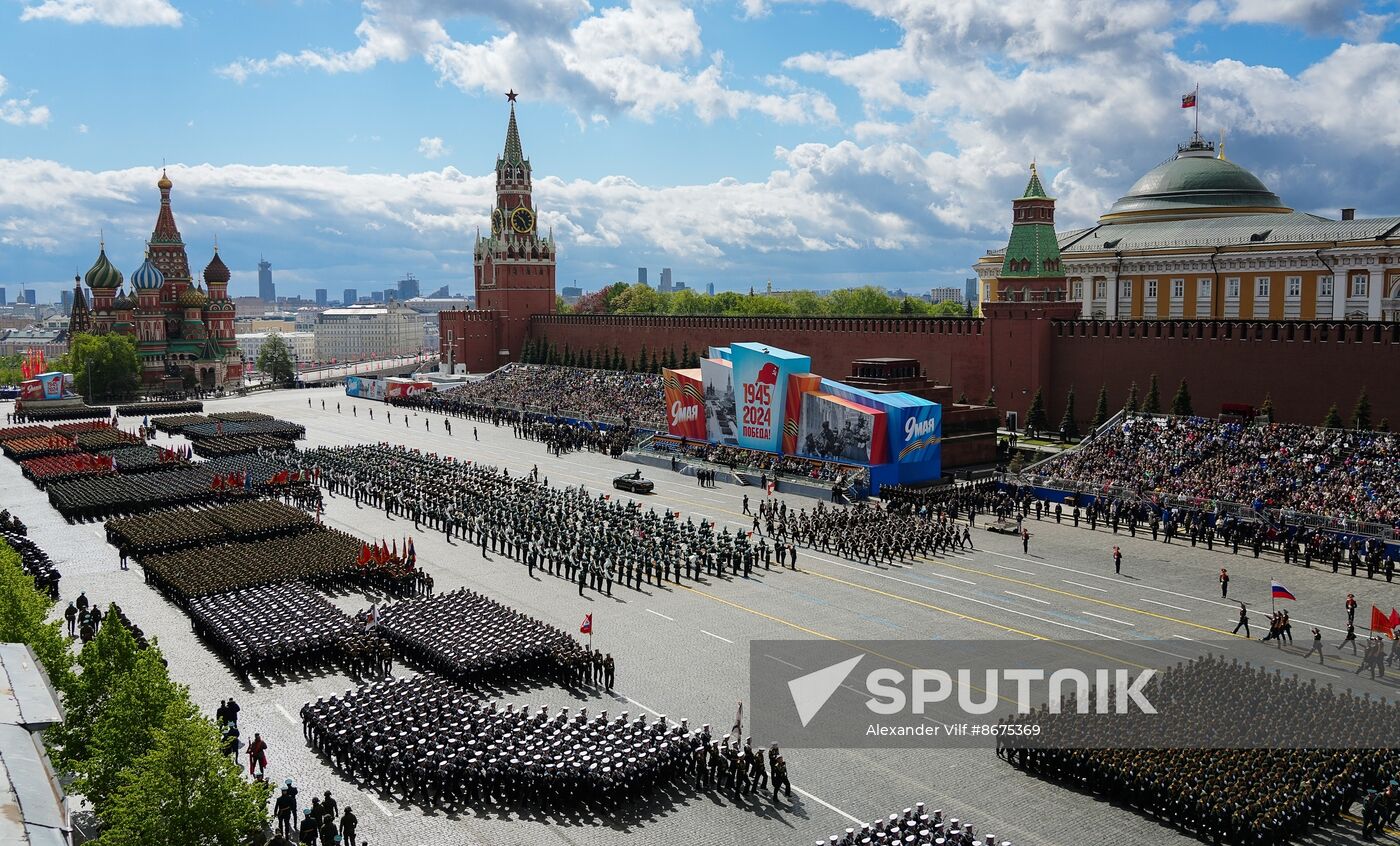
[1083,611,1135,627]
[923,571,977,585]
[620,691,860,823]
[701,629,734,644]
[646,609,675,621]
[369,796,395,818]
[1276,660,1338,678]
[1140,598,1189,612]
[994,563,1034,575]
[622,696,667,719]
[1003,591,1050,605]
[275,704,297,725]
[1062,580,1108,593]
[794,786,863,824]
[765,653,804,672]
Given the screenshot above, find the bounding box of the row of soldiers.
[374,586,591,688]
[299,674,791,810]
[294,445,797,601]
[1000,655,1400,844]
[821,804,1010,846]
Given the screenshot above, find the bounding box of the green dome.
[1102,141,1290,223]
[84,247,124,289]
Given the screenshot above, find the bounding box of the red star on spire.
[505,89,518,103]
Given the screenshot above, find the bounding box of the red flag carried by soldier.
[579,613,592,635]
[1371,606,1395,638]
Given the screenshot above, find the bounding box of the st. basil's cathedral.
[69,170,242,389]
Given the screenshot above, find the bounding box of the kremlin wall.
[440,104,1400,431]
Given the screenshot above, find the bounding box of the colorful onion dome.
[111,287,135,310]
[179,285,208,308]
[203,250,230,286]
[158,169,172,191]
[83,245,124,289]
[130,254,165,290]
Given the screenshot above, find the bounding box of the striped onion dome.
[83,246,124,289]
[112,287,135,310]
[130,254,165,290]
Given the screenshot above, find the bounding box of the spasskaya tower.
[473,90,556,364]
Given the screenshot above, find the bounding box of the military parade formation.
[375,587,590,686]
[300,672,791,813]
[5,374,1400,846]
[1000,655,1400,845]
[187,582,357,679]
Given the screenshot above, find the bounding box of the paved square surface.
[11,388,1398,846]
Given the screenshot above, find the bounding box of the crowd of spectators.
[402,364,665,429]
[1028,414,1400,530]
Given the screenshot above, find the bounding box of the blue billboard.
[730,342,810,453]
[820,379,941,484]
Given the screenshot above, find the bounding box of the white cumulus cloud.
[19,0,182,27]
[0,75,51,126]
[418,136,450,159]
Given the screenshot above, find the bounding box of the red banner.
[662,367,707,440]
[782,373,821,454]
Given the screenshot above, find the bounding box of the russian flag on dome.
[1270,580,1296,601]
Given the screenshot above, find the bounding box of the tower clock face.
[510,207,535,234]
[491,208,503,234]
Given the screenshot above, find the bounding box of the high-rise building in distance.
[637,267,647,286]
[61,289,73,310]
[0,287,6,304]
[371,291,384,302]
[343,288,358,305]
[314,288,327,306]
[706,282,715,296]
[258,257,274,302]
[659,267,672,293]
[397,273,420,299]
[23,289,37,305]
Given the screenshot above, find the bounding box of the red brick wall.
[530,314,993,400]
[1046,319,1400,429]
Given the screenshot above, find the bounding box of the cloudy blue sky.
[1,0,1398,301]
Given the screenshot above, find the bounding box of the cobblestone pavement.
[10,388,1397,846]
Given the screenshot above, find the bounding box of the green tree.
[611,282,664,314]
[1258,393,1274,423]
[1025,387,1048,435]
[1142,373,1161,414]
[930,299,967,317]
[1171,378,1193,417]
[78,642,183,817]
[0,541,73,695]
[1090,384,1110,430]
[49,610,146,771]
[1059,385,1080,440]
[59,332,140,401]
[1322,403,1342,428]
[255,333,294,386]
[94,700,271,846]
[1123,381,1140,413]
[0,353,26,385]
[553,295,571,314]
[1351,386,1372,430]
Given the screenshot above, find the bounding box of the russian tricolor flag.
[1270,580,1296,601]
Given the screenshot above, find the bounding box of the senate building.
[977,134,1400,322]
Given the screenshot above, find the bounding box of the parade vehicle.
[612,470,655,494]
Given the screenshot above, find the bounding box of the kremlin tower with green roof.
[987,163,1072,307]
